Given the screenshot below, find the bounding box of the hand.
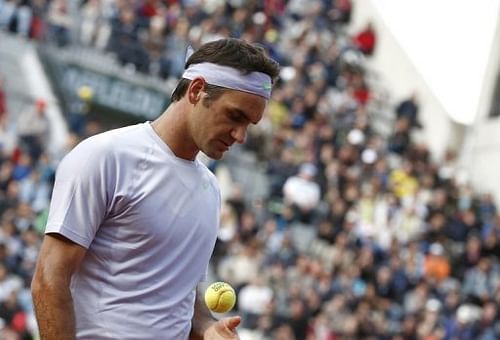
[203,316,241,340]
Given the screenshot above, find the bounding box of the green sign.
[39,47,171,120]
[61,65,168,120]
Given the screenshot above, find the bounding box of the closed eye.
[229,109,258,125]
[229,111,246,123]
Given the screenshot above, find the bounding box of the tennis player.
[31,38,280,340]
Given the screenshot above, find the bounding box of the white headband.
[181,62,273,99]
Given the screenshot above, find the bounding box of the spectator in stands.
[238,276,274,328]
[46,0,72,46]
[67,85,93,135]
[353,22,376,56]
[0,77,7,119]
[267,147,297,199]
[108,6,148,71]
[396,93,422,129]
[79,0,101,47]
[142,13,168,77]
[218,241,264,292]
[327,0,352,25]
[475,301,500,339]
[0,291,25,333]
[163,16,191,78]
[444,304,481,339]
[388,116,412,155]
[0,0,16,30]
[29,0,47,40]
[0,263,23,304]
[462,257,500,304]
[0,116,17,154]
[16,99,49,162]
[283,162,321,223]
[0,0,32,36]
[14,0,32,37]
[423,242,450,284]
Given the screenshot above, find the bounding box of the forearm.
[32,279,76,340]
[31,234,87,340]
[190,289,217,340]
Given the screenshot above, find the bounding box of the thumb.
[223,316,241,331]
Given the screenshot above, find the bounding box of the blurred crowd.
[1,0,500,339]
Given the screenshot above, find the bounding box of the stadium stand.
[0,0,499,339]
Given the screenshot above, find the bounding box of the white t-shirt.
[45,122,221,340]
[283,176,320,209]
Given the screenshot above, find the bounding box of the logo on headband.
[262,83,272,90]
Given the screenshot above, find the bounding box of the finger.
[223,316,241,331]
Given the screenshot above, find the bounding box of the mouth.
[217,140,230,151]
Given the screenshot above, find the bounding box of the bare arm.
[190,286,241,340]
[31,233,87,340]
[190,287,217,339]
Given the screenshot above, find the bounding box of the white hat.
[299,163,317,177]
[425,298,441,312]
[429,243,444,256]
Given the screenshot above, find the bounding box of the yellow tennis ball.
[78,86,94,101]
[204,282,236,313]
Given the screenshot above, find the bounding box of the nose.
[231,125,247,144]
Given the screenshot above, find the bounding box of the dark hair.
[170,38,280,102]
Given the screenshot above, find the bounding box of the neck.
[151,101,198,160]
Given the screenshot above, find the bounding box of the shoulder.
[58,124,146,177]
[68,124,145,159]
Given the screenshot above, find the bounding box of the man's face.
[190,89,266,159]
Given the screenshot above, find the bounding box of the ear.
[186,77,206,104]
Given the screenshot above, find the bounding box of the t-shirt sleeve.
[45,137,116,249]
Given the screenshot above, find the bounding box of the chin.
[211,152,225,160]
[204,149,224,160]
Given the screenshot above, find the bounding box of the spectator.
[396,93,422,129]
[423,242,451,284]
[0,77,7,119]
[0,263,23,303]
[163,16,191,78]
[218,242,263,290]
[0,0,32,36]
[475,301,500,339]
[462,257,500,304]
[267,147,297,199]
[0,0,17,30]
[16,99,49,162]
[14,0,32,37]
[238,276,273,328]
[444,304,482,339]
[142,14,168,77]
[46,0,72,46]
[108,6,148,71]
[79,0,102,46]
[388,116,411,155]
[0,291,23,330]
[0,116,17,155]
[353,22,376,56]
[283,162,321,223]
[29,0,46,40]
[328,0,352,25]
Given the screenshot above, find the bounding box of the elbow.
[31,268,45,301]
[31,262,67,299]
[31,265,72,311]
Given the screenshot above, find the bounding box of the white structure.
[350,0,500,205]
